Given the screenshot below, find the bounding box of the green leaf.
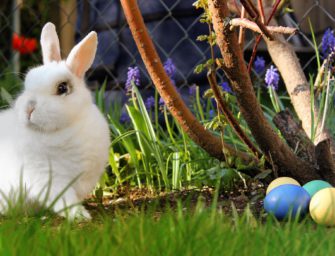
[126,105,152,159]
[194,64,205,74]
[203,88,214,98]
[196,35,208,42]
[0,87,13,104]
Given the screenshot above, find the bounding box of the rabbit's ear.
[40,22,61,64]
[66,32,97,78]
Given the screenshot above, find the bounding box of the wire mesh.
[0,0,334,93]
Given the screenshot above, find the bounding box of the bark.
[120,0,256,164]
[208,0,320,183]
[262,12,334,152]
[265,36,330,144]
[315,140,335,185]
[230,18,297,35]
[273,110,316,165]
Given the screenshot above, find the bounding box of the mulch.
[84,179,266,220]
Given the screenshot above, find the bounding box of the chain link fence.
[0,0,335,95]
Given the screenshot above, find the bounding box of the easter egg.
[310,188,335,226]
[264,184,310,220]
[266,177,300,194]
[303,180,332,197]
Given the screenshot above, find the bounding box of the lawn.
[1,198,334,256]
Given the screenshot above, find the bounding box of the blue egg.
[264,184,311,220]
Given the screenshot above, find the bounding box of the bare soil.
[84,179,266,220]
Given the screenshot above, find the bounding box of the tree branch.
[257,0,265,23]
[120,0,256,164]
[246,0,282,73]
[208,0,320,183]
[240,0,273,40]
[261,3,335,152]
[230,18,297,35]
[265,35,333,146]
[315,140,335,185]
[273,109,316,165]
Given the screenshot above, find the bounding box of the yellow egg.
[310,188,335,226]
[266,177,300,194]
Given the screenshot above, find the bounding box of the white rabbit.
[0,23,110,220]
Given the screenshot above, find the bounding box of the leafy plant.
[0,71,22,109]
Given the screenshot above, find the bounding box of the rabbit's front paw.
[60,205,91,221]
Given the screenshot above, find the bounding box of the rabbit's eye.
[56,82,69,95]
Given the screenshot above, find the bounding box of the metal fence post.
[12,0,21,74]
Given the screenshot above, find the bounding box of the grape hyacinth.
[221,82,233,94]
[125,66,140,91]
[145,96,155,109]
[164,58,176,85]
[321,28,335,58]
[254,56,265,74]
[159,97,165,106]
[120,111,130,123]
[265,65,280,90]
[164,58,176,78]
[189,84,197,96]
[209,109,215,119]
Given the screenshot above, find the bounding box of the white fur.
[0,23,110,220]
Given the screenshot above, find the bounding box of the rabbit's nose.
[26,100,36,120]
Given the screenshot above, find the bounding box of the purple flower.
[254,56,265,74]
[221,82,233,94]
[209,109,215,119]
[321,28,335,57]
[159,97,165,106]
[125,66,140,91]
[163,58,176,78]
[265,65,280,90]
[145,96,155,109]
[120,111,130,123]
[189,84,197,96]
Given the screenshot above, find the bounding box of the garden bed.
[85,180,265,220]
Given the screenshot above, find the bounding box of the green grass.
[0,204,334,256]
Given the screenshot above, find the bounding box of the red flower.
[12,33,37,54]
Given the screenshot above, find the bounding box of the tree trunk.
[208,0,320,183]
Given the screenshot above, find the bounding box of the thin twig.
[230,18,297,35]
[257,0,265,23]
[247,0,282,72]
[240,0,274,40]
[207,70,262,158]
[238,7,245,46]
